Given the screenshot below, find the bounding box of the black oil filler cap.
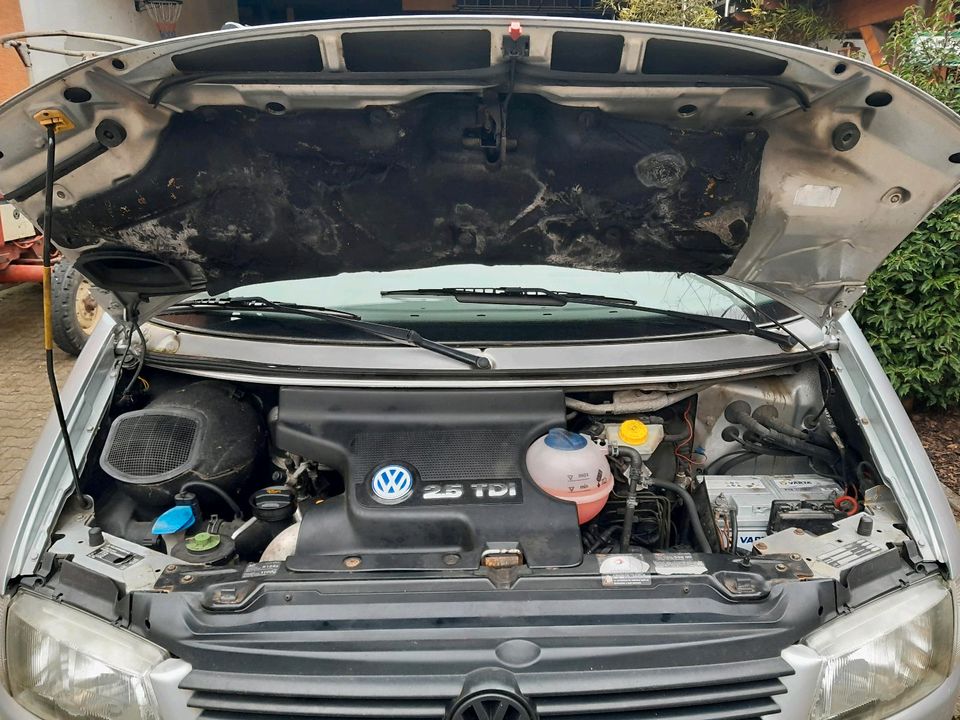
[251,486,296,523]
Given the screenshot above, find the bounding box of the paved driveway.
[0,283,74,520]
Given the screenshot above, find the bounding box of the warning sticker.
[242,561,282,578]
[817,540,882,569]
[598,555,652,587]
[602,573,652,587]
[650,553,707,575]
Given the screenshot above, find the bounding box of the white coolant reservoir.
[525,428,613,524]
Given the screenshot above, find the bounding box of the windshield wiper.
[381,287,796,349]
[162,296,493,369]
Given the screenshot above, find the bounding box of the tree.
[600,0,718,29]
[853,1,960,407]
[881,1,960,113]
[733,0,842,46]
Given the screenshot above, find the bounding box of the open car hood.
[0,16,958,323]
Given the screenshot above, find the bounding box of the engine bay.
[41,358,919,597]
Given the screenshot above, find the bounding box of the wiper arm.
[163,296,493,369]
[382,287,638,307]
[382,287,796,349]
[169,296,363,317]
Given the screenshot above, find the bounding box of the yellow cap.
[619,419,648,446]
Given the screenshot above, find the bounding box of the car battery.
[703,474,842,551]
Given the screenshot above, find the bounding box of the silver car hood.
[0,15,958,322]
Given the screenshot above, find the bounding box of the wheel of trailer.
[52,259,103,356]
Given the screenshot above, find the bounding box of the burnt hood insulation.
[2,17,960,321]
[51,94,764,294]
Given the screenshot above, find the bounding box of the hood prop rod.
[35,110,89,510]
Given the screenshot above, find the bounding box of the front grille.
[532,677,786,719]
[184,659,791,720]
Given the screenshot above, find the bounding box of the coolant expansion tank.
[525,428,613,524]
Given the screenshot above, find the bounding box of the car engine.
[273,388,582,571]
[78,363,908,587]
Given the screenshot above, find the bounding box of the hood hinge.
[111,293,143,356]
[822,284,867,324]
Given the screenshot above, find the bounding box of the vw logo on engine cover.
[371,464,414,504]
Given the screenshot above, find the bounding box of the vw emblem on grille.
[449,691,535,720]
[370,464,414,504]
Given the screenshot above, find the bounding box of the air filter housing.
[100,381,262,506]
[101,409,203,485]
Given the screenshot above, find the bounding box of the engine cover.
[273,388,582,571]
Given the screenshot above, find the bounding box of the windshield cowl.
[153,269,806,350]
[144,308,827,381]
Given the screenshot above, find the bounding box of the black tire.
[51,260,102,356]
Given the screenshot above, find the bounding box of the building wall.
[0,0,28,102]
[18,0,238,83]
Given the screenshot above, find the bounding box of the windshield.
[159,266,799,345]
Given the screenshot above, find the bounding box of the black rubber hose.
[179,481,242,519]
[753,412,834,449]
[705,451,754,474]
[617,446,712,553]
[647,478,713,553]
[715,452,760,475]
[736,438,802,457]
[705,439,801,475]
[727,408,839,464]
[617,447,642,553]
[587,525,619,554]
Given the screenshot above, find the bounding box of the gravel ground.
[913,409,960,498]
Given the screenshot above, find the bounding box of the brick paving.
[0,283,75,521]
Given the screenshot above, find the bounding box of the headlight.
[804,578,956,720]
[5,592,168,720]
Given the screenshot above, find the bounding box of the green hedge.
[854,195,960,406]
[852,2,960,408]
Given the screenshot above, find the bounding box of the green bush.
[733,0,841,46]
[855,195,960,406]
[853,1,960,408]
[599,0,717,29]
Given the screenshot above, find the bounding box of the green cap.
[185,531,221,553]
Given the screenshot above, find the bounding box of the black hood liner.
[52,94,766,294]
